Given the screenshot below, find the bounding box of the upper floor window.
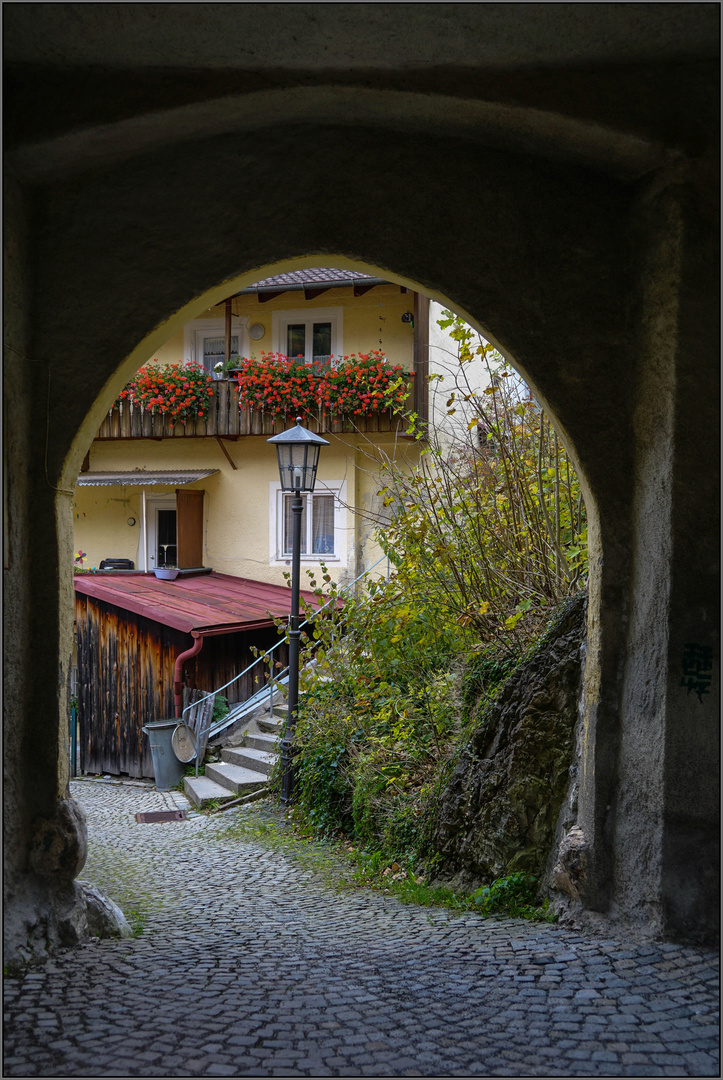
[272,307,343,365]
[183,316,248,372]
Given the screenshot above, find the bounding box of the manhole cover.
[135,810,187,823]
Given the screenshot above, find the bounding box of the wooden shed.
[73,570,321,778]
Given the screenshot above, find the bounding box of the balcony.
[95,376,420,440]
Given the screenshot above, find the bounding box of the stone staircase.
[184,701,286,809]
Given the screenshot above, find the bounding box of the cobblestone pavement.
[4,781,719,1077]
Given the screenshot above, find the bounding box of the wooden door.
[176,488,204,568]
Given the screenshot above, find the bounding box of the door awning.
[76,470,219,487]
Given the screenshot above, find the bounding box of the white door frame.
[144,495,177,569]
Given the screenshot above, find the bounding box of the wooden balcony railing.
[96,376,418,440]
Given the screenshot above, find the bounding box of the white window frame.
[183,316,249,371]
[271,307,343,364]
[269,480,347,566]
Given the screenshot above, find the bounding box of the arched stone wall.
[4,9,718,960]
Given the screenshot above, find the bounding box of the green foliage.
[125,907,146,937]
[211,695,230,727]
[460,650,518,715]
[378,311,588,648]
[278,311,588,888]
[472,872,555,921]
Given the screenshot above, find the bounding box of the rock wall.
[432,593,587,894]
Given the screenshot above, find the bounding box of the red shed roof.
[73,571,325,635]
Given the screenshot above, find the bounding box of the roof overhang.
[76,470,219,487]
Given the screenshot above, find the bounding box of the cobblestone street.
[3,780,719,1077]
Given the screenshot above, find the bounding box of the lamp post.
[268,417,329,805]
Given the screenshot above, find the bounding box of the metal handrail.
[185,554,390,770]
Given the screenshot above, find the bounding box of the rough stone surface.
[77,880,132,939]
[4,798,91,965]
[28,798,88,880]
[3,780,718,1077]
[552,824,592,902]
[433,593,586,890]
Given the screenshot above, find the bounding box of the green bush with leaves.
[472,872,552,920]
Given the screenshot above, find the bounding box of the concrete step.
[257,714,285,736]
[184,774,238,809]
[221,746,277,776]
[243,731,280,753]
[205,761,268,795]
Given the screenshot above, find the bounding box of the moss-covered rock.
[432,592,586,891]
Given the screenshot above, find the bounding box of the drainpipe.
[174,632,204,717]
[141,489,148,571]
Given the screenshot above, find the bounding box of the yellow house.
[74,269,432,588]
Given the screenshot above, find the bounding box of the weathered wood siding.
[75,593,287,778]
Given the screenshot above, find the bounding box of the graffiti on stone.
[680,643,713,702]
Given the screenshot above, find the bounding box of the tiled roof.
[250,268,380,287]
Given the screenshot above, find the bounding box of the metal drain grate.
[135,809,187,823]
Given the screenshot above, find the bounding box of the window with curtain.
[202,334,239,372]
[281,492,336,556]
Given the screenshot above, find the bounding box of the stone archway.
[4,8,718,961]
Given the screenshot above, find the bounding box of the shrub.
[283,312,588,881]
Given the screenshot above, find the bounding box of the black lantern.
[268,418,329,493]
[268,419,329,804]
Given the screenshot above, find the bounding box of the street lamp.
[268,418,329,804]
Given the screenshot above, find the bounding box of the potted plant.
[114,362,215,426]
[235,350,411,417]
[213,355,243,379]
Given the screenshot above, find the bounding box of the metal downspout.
[173,632,204,717]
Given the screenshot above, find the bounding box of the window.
[183,316,248,372]
[272,307,342,365]
[200,333,239,371]
[270,481,346,565]
[282,493,336,556]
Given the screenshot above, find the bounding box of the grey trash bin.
[142,719,186,791]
